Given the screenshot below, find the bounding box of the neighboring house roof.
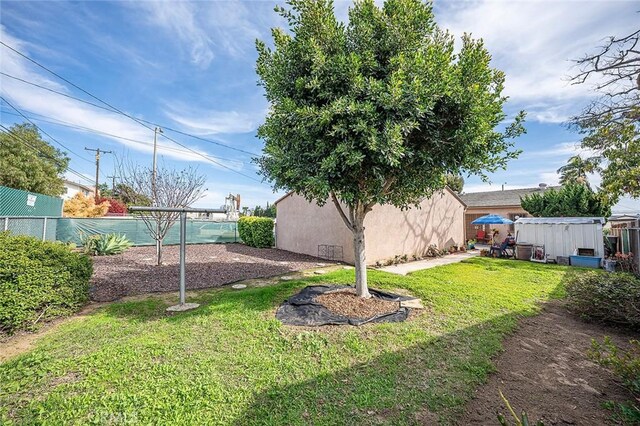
[609,214,640,222]
[274,186,466,207]
[63,180,95,193]
[460,186,561,208]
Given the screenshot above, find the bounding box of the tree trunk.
[351,209,371,298]
[156,238,163,266]
[330,193,372,298]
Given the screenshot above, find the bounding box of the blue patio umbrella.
[471,214,514,225]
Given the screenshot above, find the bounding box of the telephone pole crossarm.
[84,147,113,198]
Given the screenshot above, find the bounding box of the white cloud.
[133,0,266,68]
[438,1,639,121]
[164,103,263,135]
[519,141,599,160]
[137,1,214,68]
[0,26,249,170]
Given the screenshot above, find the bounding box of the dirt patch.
[90,243,334,301]
[460,301,637,425]
[0,303,103,363]
[315,289,399,319]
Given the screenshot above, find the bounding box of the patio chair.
[489,237,516,258]
[476,230,488,244]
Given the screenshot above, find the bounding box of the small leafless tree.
[119,161,206,265]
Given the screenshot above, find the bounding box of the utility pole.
[84,147,112,199]
[152,126,163,205]
[107,175,117,192]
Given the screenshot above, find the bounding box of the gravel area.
[90,243,333,302]
[315,289,400,319]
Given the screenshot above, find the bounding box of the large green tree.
[569,29,639,199]
[0,123,69,196]
[256,0,524,297]
[520,184,611,218]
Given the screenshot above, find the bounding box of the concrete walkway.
[378,251,479,275]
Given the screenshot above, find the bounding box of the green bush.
[0,232,92,334]
[565,271,640,329]
[237,217,253,247]
[237,216,274,248]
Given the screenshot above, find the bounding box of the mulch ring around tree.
[276,285,421,326]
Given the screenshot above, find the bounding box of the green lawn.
[1,258,571,425]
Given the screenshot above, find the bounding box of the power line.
[0,108,246,165]
[0,70,261,157]
[0,123,92,183]
[0,96,94,165]
[1,42,264,182]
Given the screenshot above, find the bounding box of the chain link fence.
[2,217,57,241]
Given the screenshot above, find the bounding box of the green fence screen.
[56,217,239,246]
[0,185,63,216]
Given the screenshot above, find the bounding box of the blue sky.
[1,0,638,213]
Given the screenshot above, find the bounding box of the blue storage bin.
[569,255,602,268]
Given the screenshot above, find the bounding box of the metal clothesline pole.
[129,206,226,312]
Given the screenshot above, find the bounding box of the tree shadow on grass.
[230,310,536,425]
[100,278,315,323]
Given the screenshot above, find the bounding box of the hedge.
[0,232,93,334]
[565,270,640,329]
[237,216,275,248]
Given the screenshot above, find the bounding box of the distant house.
[274,188,466,265]
[62,180,95,200]
[460,184,559,242]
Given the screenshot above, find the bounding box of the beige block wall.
[276,189,465,265]
[364,190,465,263]
[275,194,355,262]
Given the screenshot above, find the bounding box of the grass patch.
[1,258,571,425]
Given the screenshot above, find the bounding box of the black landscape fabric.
[276,285,415,326]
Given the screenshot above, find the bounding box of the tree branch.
[330,191,354,231]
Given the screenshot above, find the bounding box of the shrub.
[80,233,132,256]
[565,271,640,328]
[237,217,274,248]
[96,196,128,214]
[588,337,640,423]
[237,217,253,247]
[63,192,109,217]
[0,232,92,334]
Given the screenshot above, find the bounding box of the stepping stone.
[166,303,200,312]
[232,257,241,261]
[343,266,353,270]
[231,284,247,290]
[280,276,294,281]
[400,299,424,309]
[316,263,327,267]
[142,257,154,261]
[209,256,217,259]
[314,270,327,275]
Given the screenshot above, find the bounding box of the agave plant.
[80,233,132,256]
